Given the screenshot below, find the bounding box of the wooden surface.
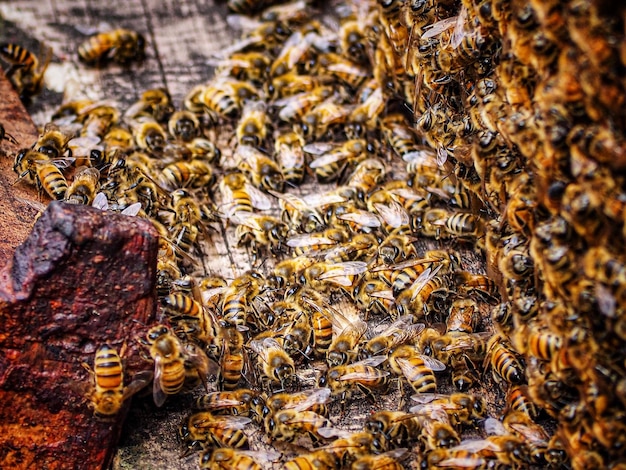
[0,2,500,470]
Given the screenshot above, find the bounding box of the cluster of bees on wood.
[2,0,626,468]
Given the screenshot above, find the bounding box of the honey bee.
[65,167,100,205]
[132,118,167,155]
[78,29,146,65]
[161,292,216,346]
[14,149,69,200]
[297,99,354,140]
[445,298,479,334]
[142,325,217,406]
[484,334,525,385]
[454,272,499,303]
[199,78,259,122]
[0,42,51,98]
[361,315,425,358]
[266,408,332,444]
[364,410,422,449]
[354,276,396,318]
[161,159,214,190]
[199,447,280,470]
[389,344,445,394]
[350,448,408,470]
[221,271,263,329]
[305,138,372,183]
[274,131,305,185]
[347,158,386,202]
[216,322,246,391]
[283,449,338,470]
[264,387,332,419]
[194,388,257,417]
[505,385,539,421]
[410,392,488,428]
[287,227,350,257]
[84,344,151,419]
[299,290,335,358]
[320,356,390,404]
[236,101,270,148]
[394,264,448,320]
[348,86,386,137]
[180,411,251,450]
[502,411,552,466]
[219,171,272,219]
[301,260,368,294]
[235,144,285,192]
[248,337,296,391]
[124,88,174,122]
[167,110,200,142]
[235,213,288,258]
[322,233,379,264]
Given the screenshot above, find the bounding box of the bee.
[277,309,315,360]
[248,337,296,391]
[426,209,486,241]
[350,448,408,470]
[219,172,272,219]
[142,325,217,406]
[297,99,354,140]
[454,272,499,303]
[354,276,396,318]
[364,410,422,449]
[78,29,146,65]
[410,393,488,428]
[347,158,386,202]
[319,356,390,404]
[198,78,258,121]
[65,167,100,205]
[266,408,332,444]
[125,88,174,122]
[264,388,332,423]
[161,159,214,190]
[300,290,334,358]
[389,344,446,394]
[199,447,280,470]
[301,261,368,294]
[502,411,552,466]
[132,118,167,155]
[180,412,251,450]
[445,298,479,335]
[361,315,425,358]
[269,191,325,235]
[283,449,338,470]
[394,264,448,320]
[332,203,383,233]
[322,233,379,264]
[0,42,51,98]
[382,250,458,296]
[236,214,288,258]
[418,407,461,451]
[305,139,371,183]
[287,227,350,257]
[14,150,69,200]
[235,144,285,192]
[216,323,246,391]
[221,271,263,330]
[315,52,370,90]
[381,113,429,162]
[194,388,257,417]
[161,292,216,346]
[505,385,539,421]
[84,344,151,419]
[484,334,525,385]
[274,131,305,185]
[167,110,200,142]
[348,87,386,137]
[236,101,270,148]
[186,137,221,163]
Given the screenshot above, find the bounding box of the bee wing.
[211,415,253,429]
[373,201,410,228]
[122,370,153,400]
[317,261,368,279]
[92,192,109,211]
[245,183,273,211]
[185,343,220,379]
[286,233,335,248]
[421,15,458,40]
[67,135,101,157]
[337,210,382,228]
[410,264,443,302]
[484,417,507,436]
[410,392,448,404]
[442,332,491,351]
[326,62,369,78]
[275,141,304,168]
[309,150,350,169]
[452,438,502,453]
[121,202,142,216]
[303,141,336,156]
[450,6,469,49]
[369,289,394,300]
[436,456,488,468]
[268,190,306,211]
[152,355,167,407]
[201,286,228,306]
[317,426,351,439]
[352,355,388,368]
[401,146,437,164]
[288,387,332,412]
[303,190,348,207]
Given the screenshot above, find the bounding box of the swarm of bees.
[7,0,626,468]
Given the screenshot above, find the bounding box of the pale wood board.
[0,2,501,470]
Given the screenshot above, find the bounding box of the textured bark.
[0,202,158,470]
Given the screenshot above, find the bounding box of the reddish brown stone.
[0,201,158,470]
